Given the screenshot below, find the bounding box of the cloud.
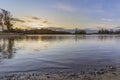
[114,26,120,29]
[25,16,41,20]
[91,24,116,30]
[43,20,48,23]
[54,3,76,12]
[101,18,113,22]
[12,18,25,23]
[12,16,54,29]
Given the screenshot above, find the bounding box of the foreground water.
[0,35,120,73]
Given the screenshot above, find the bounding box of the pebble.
[0,65,117,80]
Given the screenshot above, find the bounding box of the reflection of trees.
[98,35,114,41]
[0,37,14,59]
[75,35,86,42]
[2,35,87,43]
[40,36,68,42]
[0,35,87,60]
[40,35,86,42]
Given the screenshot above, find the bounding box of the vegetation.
[97,29,120,34]
[114,30,120,34]
[98,29,114,34]
[0,8,13,32]
[3,28,71,34]
[75,28,86,34]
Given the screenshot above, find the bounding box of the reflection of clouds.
[0,35,119,61]
[0,36,82,55]
[0,35,119,73]
[15,40,49,52]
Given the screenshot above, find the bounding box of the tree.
[0,11,4,30]
[75,28,86,34]
[75,28,78,34]
[0,8,13,32]
[98,29,114,34]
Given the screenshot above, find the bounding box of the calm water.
[0,35,120,73]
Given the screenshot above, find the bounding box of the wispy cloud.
[12,16,54,29]
[12,18,25,23]
[101,18,113,22]
[54,3,76,12]
[92,24,116,30]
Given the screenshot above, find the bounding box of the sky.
[1,0,120,29]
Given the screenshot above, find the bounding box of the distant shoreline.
[0,32,120,35]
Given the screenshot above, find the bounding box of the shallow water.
[0,35,120,73]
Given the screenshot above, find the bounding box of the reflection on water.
[0,35,120,73]
[0,35,86,60]
[0,37,14,59]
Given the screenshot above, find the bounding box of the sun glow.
[12,16,53,29]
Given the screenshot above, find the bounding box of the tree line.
[3,28,71,34]
[97,29,120,34]
[74,29,120,34]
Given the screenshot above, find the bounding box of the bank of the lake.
[0,70,119,80]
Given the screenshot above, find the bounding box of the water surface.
[0,35,120,73]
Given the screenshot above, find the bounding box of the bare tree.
[0,8,12,32]
[0,11,4,31]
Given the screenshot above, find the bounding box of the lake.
[0,35,120,73]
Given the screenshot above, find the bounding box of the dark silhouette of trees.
[0,8,13,32]
[98,29,114,34]
[115,30,120,34]
[0,10,4,30]
[5,28,71,34]
[75,28,86,34]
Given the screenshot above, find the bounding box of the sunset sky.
[1,0,120,29]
